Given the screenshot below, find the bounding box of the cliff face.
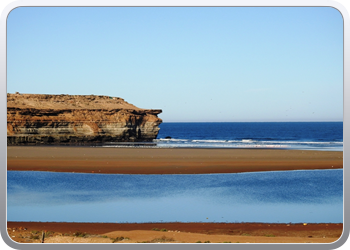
[7,93,162,145]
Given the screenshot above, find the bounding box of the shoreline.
[7,221,343,243]
[7,147,343,174]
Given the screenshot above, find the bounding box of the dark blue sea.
[153,122,343,151]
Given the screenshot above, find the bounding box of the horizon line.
[160,121,343,123]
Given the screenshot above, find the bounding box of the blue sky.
[7,7,343,122]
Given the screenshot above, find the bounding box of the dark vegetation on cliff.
[7,93,162,145]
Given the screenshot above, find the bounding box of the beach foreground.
[7,147,343,174]
[7,222,342,243]
[7,147,344,244]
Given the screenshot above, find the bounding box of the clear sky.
[7,7,343,122]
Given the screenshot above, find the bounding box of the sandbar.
[7,146,343,174]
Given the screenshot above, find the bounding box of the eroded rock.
[7,93,162,145]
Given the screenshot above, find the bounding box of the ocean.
[153,122,343,151]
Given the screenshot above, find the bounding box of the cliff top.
[7,93,156,111]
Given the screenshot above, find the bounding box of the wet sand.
[7,146,343,174]
[7,222,343,243]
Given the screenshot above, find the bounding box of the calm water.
[151,122,343,150]
[7,169,343,223]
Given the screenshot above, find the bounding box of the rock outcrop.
[7,93,162,145]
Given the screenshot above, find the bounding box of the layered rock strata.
[7,93,162,145]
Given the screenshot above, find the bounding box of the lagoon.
[7,169,343,223]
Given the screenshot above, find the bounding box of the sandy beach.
[7,146,343,174]
[7,221,343,244]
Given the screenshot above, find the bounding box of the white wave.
[155,138,189,142]
[154,138,343,151]
[191,139,227,143]
[156,143,289,149]
[260,141,343,145]
[241,139,253,143]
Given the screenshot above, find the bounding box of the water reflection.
[7,169,343,223]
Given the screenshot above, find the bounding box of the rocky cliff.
[7,93,162,145]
